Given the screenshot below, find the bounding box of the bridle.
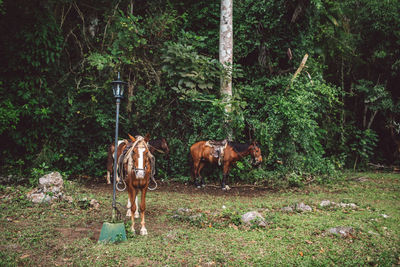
[250,144,262,166]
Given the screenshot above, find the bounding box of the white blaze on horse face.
[135,147,146,178]
[138,147,145,169]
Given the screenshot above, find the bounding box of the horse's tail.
[189,150,193,179]
[107,142,114,168]
[106,142,114,184]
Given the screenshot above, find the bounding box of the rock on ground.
[241,211,267,227]
[281,202,312,212]
[327,226,354,237]
[319,200,358,209]
[27,172,66,204]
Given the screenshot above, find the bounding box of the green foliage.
[354,80,393,115]
[0,97,20,134]
[161,41,222,97]
[29,163,50,187]
[221,208,242,226]
[1,0,399,185]
[237,68,340,180]
[349,128,378,169]
[88,12,147,71]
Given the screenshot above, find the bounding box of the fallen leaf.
[20,254,30,259]
[299,251,303,256]
[305,240,313,244]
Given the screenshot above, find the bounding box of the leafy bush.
[236,70,340,180]
[1,0,399,187]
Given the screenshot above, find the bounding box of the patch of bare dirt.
[85,179,278,197]
[56,222,102,242]
[126,257,160,266]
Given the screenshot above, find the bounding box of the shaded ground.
[89,179,279,197]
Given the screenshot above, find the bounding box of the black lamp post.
[98,72,128,243]
[111,72,127,221]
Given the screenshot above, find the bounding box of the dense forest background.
[1,0,399,185]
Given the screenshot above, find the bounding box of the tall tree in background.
[219,0,233,139]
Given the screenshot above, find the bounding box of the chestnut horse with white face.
[122,134,153,235]
[190,140,262,190]
[106,137,169,184]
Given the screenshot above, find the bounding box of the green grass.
[0,172,399,266]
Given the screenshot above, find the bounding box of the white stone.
[296,202,312,212]
[241,211,267,227]
[320,200,332,207]
[328,226,354,237]
[27,172,65,204]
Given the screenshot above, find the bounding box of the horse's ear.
[128,134,136,142]
[144,133,151,142]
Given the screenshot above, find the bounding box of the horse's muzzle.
[252,157,262,167]
[135,169,145,179]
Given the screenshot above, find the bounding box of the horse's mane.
[228,141,251,153]
[148,138,164,148]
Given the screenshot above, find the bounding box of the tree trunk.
[219,0,233,139]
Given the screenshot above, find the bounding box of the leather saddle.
[205,139,227,165]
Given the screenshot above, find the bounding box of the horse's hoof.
[134,212,140,219]
[222,185,231,191]
[201,184,205,188]
[196,185,201,189]
[130,227,135,233]
[126,210,132,217]
[140,228,148,235]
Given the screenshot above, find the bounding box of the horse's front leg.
[134,196,140,218]
[128,187,137,233]
[221,163,231,190]
[139,187,148,235]
[126,196,140,218]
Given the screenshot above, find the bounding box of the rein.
[150,145,165,154]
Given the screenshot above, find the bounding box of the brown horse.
[106,139,128,184]
[122,134,153,235]
[190,140,262,190]
[106,137,169,184]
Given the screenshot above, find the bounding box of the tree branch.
[367,110,378,129]
[285,53,308,93]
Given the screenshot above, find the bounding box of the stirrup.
[116,178,126,191]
